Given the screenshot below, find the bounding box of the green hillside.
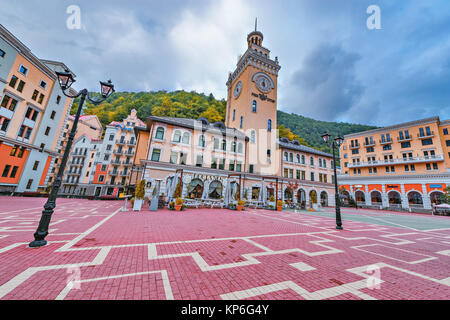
[72,90,377,154]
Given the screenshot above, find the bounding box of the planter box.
[133,199,144,211]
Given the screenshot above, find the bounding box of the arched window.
[289,153,293,162]
[182,132,190,144]
[155,127,165,140]
[222,139,226,151]
[319,159,322,167]
[252,100,257,113]
[250,130,256,143]
[231,141,237,153]
[208,180,223,199]
[232,109,236,121]
[284,152,288,161]
[172,130,181,143]
[267,119,272,131]
[296,154,300,163]
[238,143,243,154]
[240,116,243,129]
[301,155,305,164]
[213,137,219,149]
[310,157,314,166]
[198,135,206,147]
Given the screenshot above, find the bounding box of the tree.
[135,180,146,200]
[199,106,223,123]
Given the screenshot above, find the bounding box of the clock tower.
[225,22,281,175]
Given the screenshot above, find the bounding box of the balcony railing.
[124,151,135,156]
[119,171,129,176]
[122,161,132,166]
[108,171,119,176]
[113,150,123,155]
[417,132,434,139]
[349,143,360,149]
[397,136,412,142]
[116,139,126,145]
[111,160,121,165]
[363,141,375,147]
[347,154,444,168]
[379,139,393,145]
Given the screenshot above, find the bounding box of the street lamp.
[29,70,115,248]
[321,132,344,230]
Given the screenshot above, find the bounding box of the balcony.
[119,171,130,176]
[379,139,393,145]
[113,150,123,155]
[124,151,135,156]
[116,139,126,145]
[417,131,434,139]
[122,161,132,166]
[127,140,136,146]
[111,159,121,165]
[363,141,375,147]
[347,154,445,168]
[397,136,412,142]
[108,171,119,176]
[349,143,360,149]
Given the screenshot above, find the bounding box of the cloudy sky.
[1,0,449,126]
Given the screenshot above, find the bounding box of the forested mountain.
[72,90,377,154]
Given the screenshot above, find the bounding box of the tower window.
[232,109,236,121]
[252,100,257,113]
[240,116,243,129]
[267,119,272,131]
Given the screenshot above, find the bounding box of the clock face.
[252,72,274,93]
[233,81,242,99]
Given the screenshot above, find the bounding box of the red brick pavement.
[0,197,449,300]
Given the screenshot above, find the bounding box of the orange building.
[339,116,450,212]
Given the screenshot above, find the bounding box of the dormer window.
[40,80,47,89]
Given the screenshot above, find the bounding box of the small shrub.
[269,195,275,202]
[175,197,184,205]
[238,199,245,206]
[277,200,284,207]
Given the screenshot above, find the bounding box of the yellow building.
[339,116,450,212]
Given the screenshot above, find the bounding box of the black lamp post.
[29,70,115,248]
[321,132,344,230]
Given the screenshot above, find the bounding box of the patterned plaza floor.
[0,197,449,300]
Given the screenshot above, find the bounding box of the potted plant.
[133,180,146,211]
[175,197,184,211]
[277,200,284,211]
[268,195,276,209]
[237,199,245,211]
[168,201,175,210]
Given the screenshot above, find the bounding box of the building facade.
[132,27,336,207]
[339,116,450,211]
[0,24,76,193]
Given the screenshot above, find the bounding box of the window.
[213,137,219,149]
[446,140,450,147]
[422,138,433,146]
[443,128,448,135]
[0,49,5,58]
[99,175,105,182]
[38,93,44,104]
[50,111,56,120]
[1,118,10,132]
[40,80,47,89]
[250,130,256,143]
[211,157,217,169]
[383,144,392,151]
[310,172,315,181]
[2,165,11,177]
[229,162,235,171]
[151,149,161,162]
[433,163,438,170]
[252,100,257,113]
[267,119,272,131]
[170,152,178,164]
[104,154,109,161]
[173,130,181,143]
[155,127,165,140]
[219,158,225,170]
[198,135,206,147]
[33,161,39,171]
[249,164,254,173]
[182,132,190,144]
[231,141,237,153]
[17,80,25,93]
[401,142,411,148]
[17,147,24,158]
[310,157,314,166]
[26,179,33,189]
[56,95,61,104]
[238,143,243,153]
[232,109,236,121]
[109,134,114,141]
[19,65,28,76]
[352,149,359,154]
[196,155,203,167]
[10,166,18,178]
[240,116,243,129]
[222,139,226,151]
[9,75,18,88]
[426,163,431,171]
[45,127,50,136]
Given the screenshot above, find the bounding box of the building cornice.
[338,173,450,183]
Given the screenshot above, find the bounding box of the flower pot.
[175,204,182,211]
[237,205,243,211]
[277,206,283,211]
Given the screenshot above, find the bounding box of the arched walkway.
[309,190,318,204]
[408,191,423,208]
[284,188,293,203]
[355,190,365,205]
[340,190,350,206]
[320,191,328,206]
[388,191,402,207]
[208,180,223,199]
[430,191,445,205]
[187,178,203,199]
[297,189,306,208]
[371,190,382,204]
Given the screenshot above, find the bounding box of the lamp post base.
[29,240,47,248]
[336,225,343,230]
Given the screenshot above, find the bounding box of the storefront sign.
[429,184,442,189]
[387,185,398,188]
